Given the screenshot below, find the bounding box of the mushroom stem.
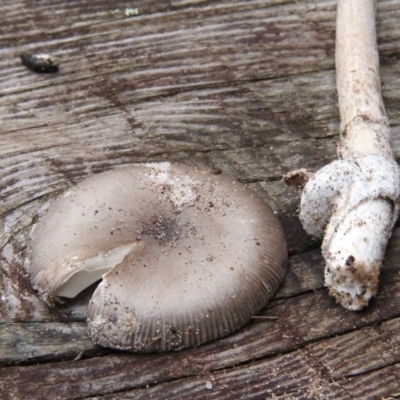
[286,0,400,310]
[336,0,391,159]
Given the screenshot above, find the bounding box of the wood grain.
[1,0,400,398]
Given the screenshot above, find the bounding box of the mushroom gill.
[28,163,287,352]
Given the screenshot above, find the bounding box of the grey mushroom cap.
[28,163,287,352]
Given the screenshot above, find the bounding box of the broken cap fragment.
[28,163,287,352]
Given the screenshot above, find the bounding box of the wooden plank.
[82,318,400,399]
[1,0,400,398]
[0,75,341,216]
[1,275,399,398]
[1,223,398,374]
[0,195,399,392]
[0,219,400,346]
[0,322,100,365]
[1,0,400,219]
[0,242,321,363]
[99,345,400,400]
[2,303,400,399]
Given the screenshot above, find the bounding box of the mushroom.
[285,0,400,310]
[28,163,287,352]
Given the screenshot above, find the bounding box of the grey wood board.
[1,0,400,399]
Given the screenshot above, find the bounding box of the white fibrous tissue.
[299,154,400,310]
[141,162,200,211]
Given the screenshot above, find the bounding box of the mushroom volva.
[27,163,287,352]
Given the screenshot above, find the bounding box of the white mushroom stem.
[336,0,391,159]
[293,0,400,310]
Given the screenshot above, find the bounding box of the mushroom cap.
[28,163,287,352]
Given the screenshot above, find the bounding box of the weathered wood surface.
[1,0,400,398]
